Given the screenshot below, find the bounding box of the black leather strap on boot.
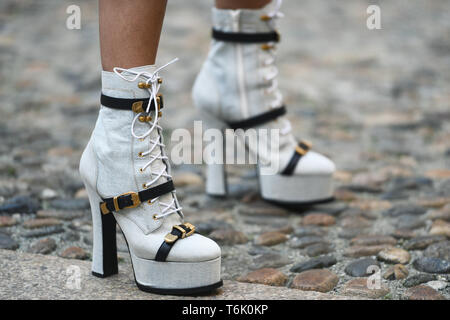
[281,141,312,176]
[100,93,163,113]
[99,180,175,215]
[155,223,196,262]
[227,105,286,130]
[212,29,280,43]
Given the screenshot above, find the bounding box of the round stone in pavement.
[344,244,392,258]
[413,257,450,274]
[391,229,416,239]
[237,268,287,287]
[350,234,397,246]
[301,213,336,226]
[237,204,288,217]
[0,196,40,214]
[341,278,390,299]
[404,285,446,300]
[290,255,337,273]
[426,280,448,290]
[383,204,427,217]
[427,204,450,220]
[345,258,380,277]
[429,219,450,238]
[395,214,425,230]
[59,246,89,260]
[251,252,292,269]
[377,247,411,264]
[404,235,446,250]
[194,220,232,236]
[254,231,287,246]
[209,229,248,245]
[383,264,409,280]
[293,226,326,238]
[424,240,450,261]
[23,218,62,229]
[27,238,57,254]
[23,226,65,238]
[403,274,436,288]
[0,232,19,250]
[339,216,372,229]
[291,269,339,293]
[0,215,18,227]
[306,242,334,257]
[289,236,326,249]
[36,209,84,220]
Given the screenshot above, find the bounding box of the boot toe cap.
[165,233,221,263]
[295,151,336,175]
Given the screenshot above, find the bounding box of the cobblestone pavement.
[0,0,449,300]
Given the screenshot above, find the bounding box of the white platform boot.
[79,63,222,294]
[192,1,335,206]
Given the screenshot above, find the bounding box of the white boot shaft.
[193,5,281,122]
[81,65,180,236]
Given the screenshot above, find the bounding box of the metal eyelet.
[138,82,151,89]
[152,214,158,220]
[138,152,144,157]
[260,15,271,21]
[261,44,274,50]
[138,114,152,122]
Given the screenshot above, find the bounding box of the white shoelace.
[113,59,182,220]
[261,0,291,136]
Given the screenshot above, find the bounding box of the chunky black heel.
[91,207,118,278]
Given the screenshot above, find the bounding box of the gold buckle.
[113,191,141,212]
[295,146,307,156]
[275,30,281,42]
[301,140,312,149]
[183,222,196,237]
[100,202,110,215]
[132,101,145,113]
[261,44,274,51]
[173,225,187,239]
[164,223,196,244]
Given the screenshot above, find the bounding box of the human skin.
[98,0,270,71]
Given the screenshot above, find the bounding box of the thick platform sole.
[85,184,222,295]
[264,196,335,210]
[200,112,335,205]
[130,252,222,295]
[259,172,334,203]
[92,254,223,295]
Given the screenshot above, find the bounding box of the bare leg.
[215,0,271,9]
[99,0,167,71]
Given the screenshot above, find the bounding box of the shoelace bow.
[113,58,182,220]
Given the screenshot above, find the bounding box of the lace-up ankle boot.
[192,1,335,206]
[80,63,222,294]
